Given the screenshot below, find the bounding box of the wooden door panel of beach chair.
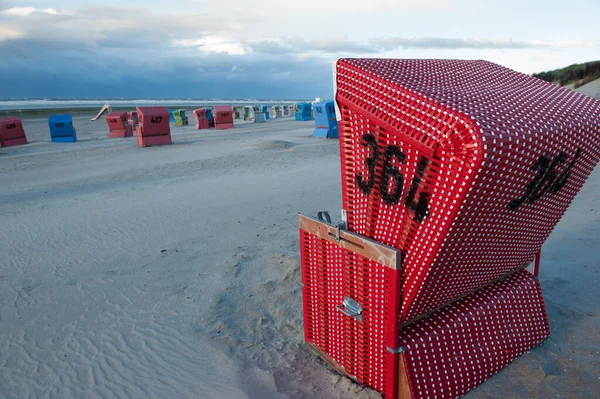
[335,58,600,324]
[300,214,403,399]
[0,117,28,147]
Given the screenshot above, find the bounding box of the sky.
[0,0,598,99]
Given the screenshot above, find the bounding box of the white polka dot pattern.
[399,269,550,399]
[300,229,402,398]
[335,58,600,323]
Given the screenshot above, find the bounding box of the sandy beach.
[1,113,599,398]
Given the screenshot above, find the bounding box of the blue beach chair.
[48,114,77,142]
[295,103,312,121]
[205,108,215,127]
[313,101,338,139]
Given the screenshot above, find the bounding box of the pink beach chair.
[106,112,133,138]
[0,117,28,147]
[213,105,235,130]
[193,108,210,130]
[135,107,172,147]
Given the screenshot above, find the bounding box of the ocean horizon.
[0,98,307,111]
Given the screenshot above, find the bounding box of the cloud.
[0,26,23,42]
[248,40,294,55]
[0,3,593,99]
[0,50,334,99]
[0,4,335,98]
[369,37,561,51]
[282,36,377,54]
[173,36,247,55]
[1,7,72,17]
[247,35,571,56]
[248,36,376,55]
[245,0,471,14]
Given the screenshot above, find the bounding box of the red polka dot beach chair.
[300,59,600,399]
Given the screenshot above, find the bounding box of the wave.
[0,98,305,111]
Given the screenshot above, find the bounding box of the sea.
[0,98,303,111]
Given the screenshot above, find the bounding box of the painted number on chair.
[55,123,65,128]
[150,116,163,123]
[509,148,582,210]
[355,133,430,223]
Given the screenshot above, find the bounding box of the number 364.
[355,133,430,223]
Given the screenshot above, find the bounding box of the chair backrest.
[296,103,311,115]
[136,107,170,136]
[214,105,233,123]
[335,58,600,323]
[312,101,335,126]
[106,112,128,131]
[193,108,207,121]
[0,117,26,141]
[48,114,75,137]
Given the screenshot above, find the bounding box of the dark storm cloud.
[0,39,335,98]
[0,5,558,99]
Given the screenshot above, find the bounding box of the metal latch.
[336,296,363,323]
[317,210,347,241]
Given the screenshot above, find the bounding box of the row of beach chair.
[0,101,340,148]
